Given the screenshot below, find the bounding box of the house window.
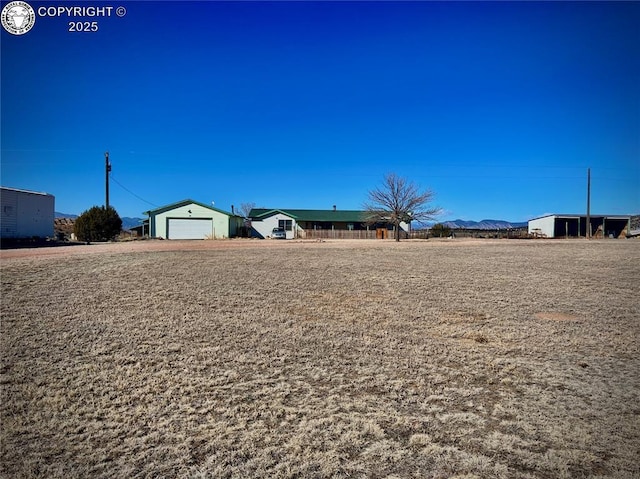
[347,223,354,231]
[279,219,293,231]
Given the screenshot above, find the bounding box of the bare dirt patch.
[1,239,639,478]
[534,312,581,321]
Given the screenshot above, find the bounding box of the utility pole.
[105,151,111,209]
[586,167,591,239]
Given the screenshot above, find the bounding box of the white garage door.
[167,218,212,239]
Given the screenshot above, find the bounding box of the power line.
[109,174,159,208]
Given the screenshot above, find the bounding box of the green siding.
[145,199,236,217]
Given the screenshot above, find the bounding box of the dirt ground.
[1,239,639,478]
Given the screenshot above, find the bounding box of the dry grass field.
[1,239,639,478]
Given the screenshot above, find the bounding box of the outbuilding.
[528,213,631,238]
[0,186,55,239]
[144,199,242,239]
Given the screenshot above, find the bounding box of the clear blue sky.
[2,1,639,221]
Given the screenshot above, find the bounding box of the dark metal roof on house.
[249,208,369,223]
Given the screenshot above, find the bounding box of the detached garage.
[145,199,241,239]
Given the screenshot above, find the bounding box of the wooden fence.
[300,229,411,240]
[301,229,378,240]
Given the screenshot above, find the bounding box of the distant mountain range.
[55,212,78,220]
[120,217,146,230]
[438,219,528,230]
[55,212,144,230]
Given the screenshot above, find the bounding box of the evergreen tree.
[74,206,122,242]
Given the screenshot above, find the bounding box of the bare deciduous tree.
[239,202,256,218]
[364,173,442,241]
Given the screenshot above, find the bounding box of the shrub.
[430,223,452,238]
[74,206,123,242]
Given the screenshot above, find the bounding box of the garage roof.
[144,199,237,217]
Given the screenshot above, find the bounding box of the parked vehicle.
[272,227,286,239]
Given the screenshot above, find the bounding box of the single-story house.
[144,199,243,239]
[1,186,55,239]
[248,207,410,239]
[528,213,632,238]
